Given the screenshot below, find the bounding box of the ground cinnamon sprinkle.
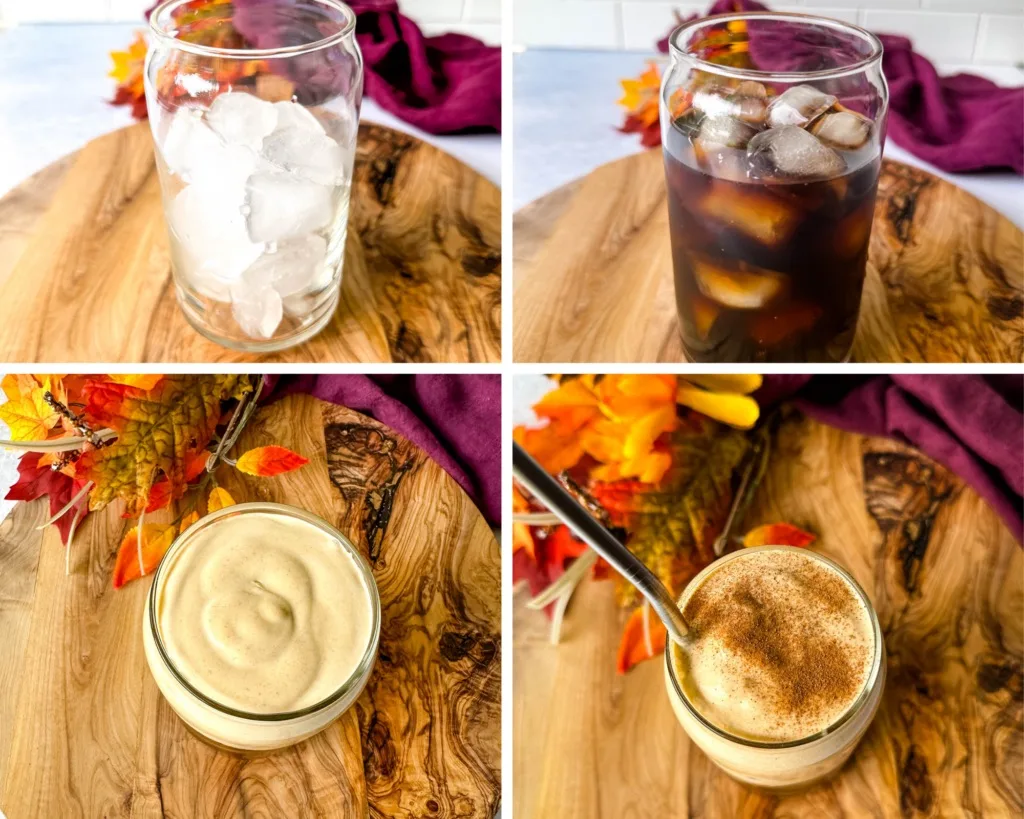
[683,552,870,733]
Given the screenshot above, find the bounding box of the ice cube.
[811,110,872,151]
[693,145,751,183]
[206,92,278,152]
[695,115,758,150]
[698,183,802,246]
[832,203,874,259]
[692,86,738,118]
[230,280,284,340]
[692,257,787,310]
[748,126,845,180]
[260,126,345,186]
[239,234,329,297]
[168,184,264,299]
[729,94,768,126]
[767,85,836,128]
[161,106,257,187]
[690,293,722,341]
[749,302,822,346]
[734,80,767,99]
[274,100,327,135]
[245,170,334,243]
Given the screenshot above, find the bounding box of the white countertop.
[0,23,501,197]
[513,49,1024,227]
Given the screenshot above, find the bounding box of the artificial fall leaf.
[139,450,209,515]
[179,510,200,533]
[616,605,667,674]
[618,61,663,149]
[78,374,253,515]
[742,522,816,549]
[512,484,535,561]
[515,375,679,484]
[234,446,308,477]
[4,452,89,544]
[591,411,751,607]
[109,32,149,119]
[207,486,236,512]
[676,383,760,430]
[108,374,164,391]
[0,375,64,442]
[112,523,176,588]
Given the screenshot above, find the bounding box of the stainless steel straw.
[512,442,690,646]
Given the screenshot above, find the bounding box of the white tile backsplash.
[862,9,979,61]
[514,0,1024,64]
[974,13,1024,64]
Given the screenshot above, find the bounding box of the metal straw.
[512,442,690,646]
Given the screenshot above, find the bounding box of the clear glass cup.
[142,502,381,752]
[664,546,886,790]
[144,0,363,352]
[660,12,888,363]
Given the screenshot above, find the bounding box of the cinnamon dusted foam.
[671,549,873,742]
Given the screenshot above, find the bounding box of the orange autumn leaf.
[515,375,679,485]
[112,523,176,588]
[140,450,210,515]
[743,523,816,549]
[512,484,535,560]
[618,61,663,147]
[178,510,200,533]
[109,31,149,119]
[107,374,164,391]
[207,486,236,512]
[616,605,667,674]
[234,445,309,477]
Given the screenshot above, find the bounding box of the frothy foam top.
[672,549,873,742]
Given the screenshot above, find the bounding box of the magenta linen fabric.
[234,0,500,134]
[264,375,501,525]
[658,0,1024,174]
[757,375,1024,541]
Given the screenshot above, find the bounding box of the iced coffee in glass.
[664,546,886,790]
[660,13,888,362]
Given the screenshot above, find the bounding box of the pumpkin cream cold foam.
[143,504,379,751]
[665,546,884,789]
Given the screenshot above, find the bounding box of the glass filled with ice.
[144,0,362,352]
[660,13,887,363]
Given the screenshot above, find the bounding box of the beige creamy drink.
[159,511,372,713]
[144,504,379,751]
[665,546,884,789]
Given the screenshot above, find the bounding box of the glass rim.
[667,11,884,82]
[665,545,884,750]
[147,501,381,723]
[148,0,357,59]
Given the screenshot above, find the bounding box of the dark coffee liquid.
[665,132,879,363]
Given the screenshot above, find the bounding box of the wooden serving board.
[513,411,1023,818]
[513,150,1023,362]
[0,394,500,818]
[0,123,501,363]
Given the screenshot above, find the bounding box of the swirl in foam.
[672,548,873,742]
[157,511,373,714]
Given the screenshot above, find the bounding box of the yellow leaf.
[179,510,200,533]
[676,384,760,430]
[207,487,236,513]
[0,388,59,441]
[683,374,763,395]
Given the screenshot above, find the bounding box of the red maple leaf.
[5,453,89,544]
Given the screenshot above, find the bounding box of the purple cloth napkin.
[233,0,500,135]
[264,375,500,526]
[658,0,1024,174]
[757,375,1024,542]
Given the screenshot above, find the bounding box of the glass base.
[177,288,339,354]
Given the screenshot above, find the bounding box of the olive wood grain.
[0,394,500,818]
[513,412,1023,818]
[513,149,1023,363]
[0,123,501,364]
